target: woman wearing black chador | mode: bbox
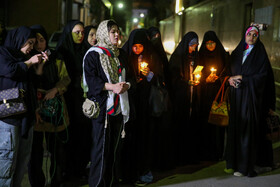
[198,31,229,161]
[56,20,91,178]
[122,29,165,184]
[225,26,275,177]
[168,31,200,166]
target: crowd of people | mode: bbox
[0,18,277,187]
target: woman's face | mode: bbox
[206,40,216,51]
[87,28,97,46]
[34,33,46,52]
[245,30,258,45]
[132,44,144,55]
[21,38,36,54]
[109,25,119,46]
[188,44,198,54]
[72,24,84,44]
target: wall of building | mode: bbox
[160,0,280,112]
[6,0,61,36]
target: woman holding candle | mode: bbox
[122,28,166,185]
[198,30,229,161]
[168,31,200,166]
[225,26,275,177]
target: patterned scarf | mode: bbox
[82,20,129,125]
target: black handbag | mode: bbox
[0,88,27,118]
[149,80,169,117]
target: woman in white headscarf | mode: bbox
[83,20,132,186]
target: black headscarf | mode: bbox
[122,28,150,57]
[122,28,161,77]
[56,20,84,50]
[30,24,49,49]
[56,20,86,88]
[4,26,35,50]
[83,25,97,49]
[30,24,59,90]
[168,31,199,82]
[147,27,169,82]
[198,31,227,79]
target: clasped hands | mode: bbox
[112,82,129,94]
[228,75,242,88]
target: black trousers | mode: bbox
[89,114,123,187]
[28,130,67,187]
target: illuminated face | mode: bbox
[21,38,36,54]
[87,28,97,46]
[34,33,46,52]
[206,40,216,51]
[188,44,198,54]
[72,24,84,44]
[109,25,119,46]
[132,44,144,55]
[245,30,258,45]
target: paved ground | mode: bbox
[22,132,280,187]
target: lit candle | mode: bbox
[140,62,148,69]
[195,74,201,83]
[210,67,217,75]
[139,62,148,73]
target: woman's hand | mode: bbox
[25,54,43,68]
[41,51,49,63]
[141,66,150,77]
[44,88,58,100]
[105,82,129,94]
[228,75,242,88]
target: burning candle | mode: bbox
[210,67,217,75]
[195,73,201,83]
[140,62,148,69]
[139,61,148,73]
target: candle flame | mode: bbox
[210,67,217,72]
[140,62,148,68]
[195,74,201,78]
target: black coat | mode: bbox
[0,26,37,137]
[225,27,276,174]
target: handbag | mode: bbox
[0,87,27,118]
[82,98,100,119]
[149,80,169,117]
[208,76,229,126]
[37,89,63,125]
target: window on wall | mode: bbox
[72,3,79,20]
[254,6,273,36]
